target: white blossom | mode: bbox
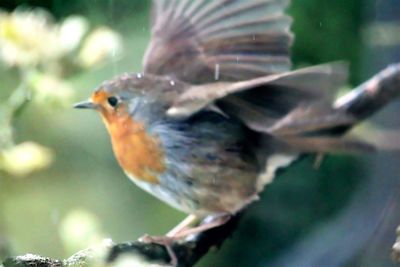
[0,142,53,177]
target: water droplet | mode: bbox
[215,64,220,80]
[121,74,128,80]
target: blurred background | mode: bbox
[0,0,399,266]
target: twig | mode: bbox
[0,72,31,149]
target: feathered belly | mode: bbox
[125,152,297,216]
[124,170,200,214]
[119,112,299,216]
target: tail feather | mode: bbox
[273,63,400,153]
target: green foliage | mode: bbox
[290,0,364,83]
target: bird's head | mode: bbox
[73,73,143,127]
[74,72,181,125]
[74,73,171,184]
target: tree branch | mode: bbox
[2,64,400,267]
[2,215,241,267]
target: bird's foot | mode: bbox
[138,214,231,266]
[139,234,178,266]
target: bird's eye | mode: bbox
[107,96,119,107]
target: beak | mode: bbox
[73,100,96,110]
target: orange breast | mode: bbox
[102,112,165,184]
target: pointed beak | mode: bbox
[73,100,96,110]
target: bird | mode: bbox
[74,0,400,262]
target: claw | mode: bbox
[139,234,178,266]
[138,213,231,266]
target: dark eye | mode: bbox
[107,96,119,107]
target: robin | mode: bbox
[74,0,400,263]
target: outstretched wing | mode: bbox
[143,1,375,154]
[144,0,293,83]
[167,63,349,124]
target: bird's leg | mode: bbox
[170,213,231,239]
[166,214,198,237]
[139,214,197,266]
[139,214,231,266]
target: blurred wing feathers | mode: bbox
[266,105,356,136]
[167,63,348,123]
[145,0,293,83]
[279,136,376,154]
[148,1,368,155]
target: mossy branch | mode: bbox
[2,216,241,267]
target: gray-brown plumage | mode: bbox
[144,0,293,82]
[142,0,396,155]
[75,0,400,252]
